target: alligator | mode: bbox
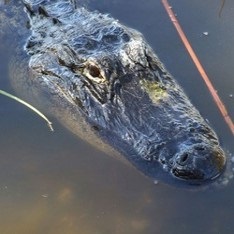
[0,0,226,185]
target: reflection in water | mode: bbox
[0,0,234,233]
[219,0,226,17]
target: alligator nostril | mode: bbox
[176,153,189,166]
[181,153,189,163]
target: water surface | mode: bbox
[0,0,234,233]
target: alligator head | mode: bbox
[23,1,226,185]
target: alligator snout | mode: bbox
[171,144,226,182]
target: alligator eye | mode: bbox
[83,63,106,83]
[88,65,100,78]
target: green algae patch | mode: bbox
[140,80,167,103]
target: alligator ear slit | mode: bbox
[38,6,49,17]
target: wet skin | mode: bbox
[3,0,226,185]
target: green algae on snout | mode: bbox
[140,80,167,103]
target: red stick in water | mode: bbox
[161,0,234,135]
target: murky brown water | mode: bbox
[0,0,234,233]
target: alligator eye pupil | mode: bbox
[89,65,100,77]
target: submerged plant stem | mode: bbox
[0,89,54,131]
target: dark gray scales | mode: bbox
[1,0,226,186]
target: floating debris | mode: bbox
[0,89,54,131]
[203,32,209,36]
[153,180,159,185]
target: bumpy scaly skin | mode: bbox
[4,0,226,185]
